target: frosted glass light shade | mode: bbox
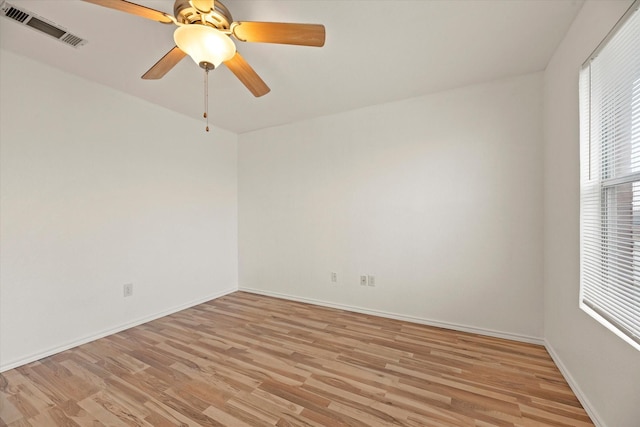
[174,25,236,68]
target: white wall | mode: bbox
[0,49,238,371]
[239,73,544,341]
[543,1,640,426]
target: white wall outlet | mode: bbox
[331,272,337,283]
[123,283,133,297]
[368,275,376,287]
[360,275,367,286]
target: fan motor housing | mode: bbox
[173,0,233,29]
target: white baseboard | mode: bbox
[239,287,544,345]
[544,340,605,427]
[0,287,237,372]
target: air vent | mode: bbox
[0,1,87,48]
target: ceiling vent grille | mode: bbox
[0,1,87,48]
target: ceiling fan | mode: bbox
[83,0,326,98]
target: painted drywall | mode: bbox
[0,49,238,371]
[238,73,544,341]
[543,1,640,426]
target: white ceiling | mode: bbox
[0,0,584,134]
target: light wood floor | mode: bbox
[1,291,593,426]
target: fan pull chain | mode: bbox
[204,68,210,132]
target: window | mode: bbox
[580,0,640,350]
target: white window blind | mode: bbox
[580,0,640,350]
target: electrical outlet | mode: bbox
[331,272,337,283]
[368,275,375,287]
[123,283,133,297]
[360,275,367,286]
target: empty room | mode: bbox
[1,0,639,426]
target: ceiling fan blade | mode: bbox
[142,47,187,80]
[232,22,325,47]
[224,52,270,97]
[82,0,173,23]
[191,0,214,13]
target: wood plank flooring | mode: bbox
[0,291,593,426]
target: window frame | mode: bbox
[579,0,640,352]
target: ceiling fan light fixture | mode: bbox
[173,24,236,69]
